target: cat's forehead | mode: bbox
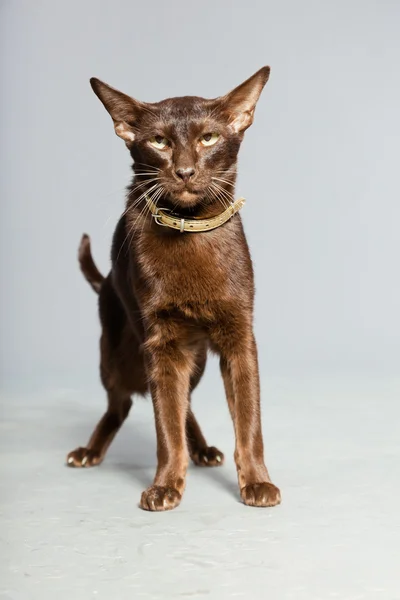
[148,95,217,124]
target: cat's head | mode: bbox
[90,67,270,208]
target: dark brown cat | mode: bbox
[67,67,281,511]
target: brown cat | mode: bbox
[67,67,281,512]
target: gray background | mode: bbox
[1,2,400,599]
[1,0,399,390]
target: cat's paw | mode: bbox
[241,482,281,507]
[140,485,182,511]
[191,446,224,467]
[66,447,102,468]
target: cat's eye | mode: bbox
[200,132,220,147]
[149,135,169,149]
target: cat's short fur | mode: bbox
[67,67,281,511]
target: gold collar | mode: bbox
[145,196,246,233]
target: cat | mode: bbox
[67,67,281,512]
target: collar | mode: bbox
[145,195,246,233]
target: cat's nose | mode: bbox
[176,167,195,183]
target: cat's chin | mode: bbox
[172,190,200,207]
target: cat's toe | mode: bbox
[241,482,281,507]
[140,486,182,511]
[66,447,102,468]
[191,446,224,467]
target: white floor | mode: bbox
[1,376,399,599]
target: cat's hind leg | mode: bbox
[186,342,224,467]
[66,388,133,468]
[67,275,147,468]
[186,408,224,467]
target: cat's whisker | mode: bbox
[212,176,236,188]
[217,166,237,170]
[128,182,160,209]
[125,191,156,217]
[116,183,161,260]
[134,162,162,172]
[133,172,162,176]
[115,191,148,227]
[210,182,232,209]
[211,180,234,201]
[204,187,217,209]
[214,188,232,211]
[141,185,165,235]
[100,183,151,232]
[213,173,237,185]
[129,177,161,195]
[131,176,160,188]
[213,171,237,179]
[134,168,161,174]
[207,185,230,212]
[119,202,148,260]
[135,193,156,236]
[153,185,165,209]
[131,182,164,232]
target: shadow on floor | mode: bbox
[58,398,239,500]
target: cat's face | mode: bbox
[91,67,270,208]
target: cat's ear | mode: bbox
[90,78,145,145]
[220,66,270,133]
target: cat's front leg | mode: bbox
[139,324,194,511]
[219,331,281,507]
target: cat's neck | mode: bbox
[127,187,237,221]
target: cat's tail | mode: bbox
[78,234,104,294]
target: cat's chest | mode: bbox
[135,231,234,303]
